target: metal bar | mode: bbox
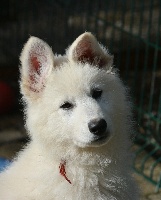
[156,174,161,192]
[140,147,160,172]
[134,168,159,186]
[133,142,150,167]
[135,106,161,124]
[100,19,161,51]
[116,1,126,69]
[156,89,161,140]
[124,0,135,81]
[132,0,144,99]
[138,0,153,123]
[150,157,161,179]
[109,0,118,52]
[148,1,161,114]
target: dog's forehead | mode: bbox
[47,63,108,95]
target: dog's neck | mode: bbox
[34,137,121,169]
[57,145,115,186]
[28,140,131,199]
[57,154,127,199]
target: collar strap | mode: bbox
[59,160,72,184]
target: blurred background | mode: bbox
[0,0,161,199]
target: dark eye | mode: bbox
[91,89,102,99]
[60,102,74,110]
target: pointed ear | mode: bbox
[20,36,54,100]
[67,32,113,69]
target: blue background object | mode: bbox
[0,157,10,172]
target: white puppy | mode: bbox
[0,32,139,200]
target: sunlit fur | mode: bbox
[0,33,139,200]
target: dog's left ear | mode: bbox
[67,32,113,69]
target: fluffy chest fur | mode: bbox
[0,142,136,200]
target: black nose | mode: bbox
[88,119,107,136]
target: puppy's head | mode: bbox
[20,33,126,149]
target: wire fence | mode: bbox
[0,0,161,190]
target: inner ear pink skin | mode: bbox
[28,54,47,93]
[75,40,106,68]
[31,56,41,74]
[29,55,41,86]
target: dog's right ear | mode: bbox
[20,37,54,101]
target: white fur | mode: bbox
[0,33,139,200]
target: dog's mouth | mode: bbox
[92,135,108,143]
[87,133,111,147]
[74,131,111,148]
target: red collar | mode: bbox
[59,160,72,184]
